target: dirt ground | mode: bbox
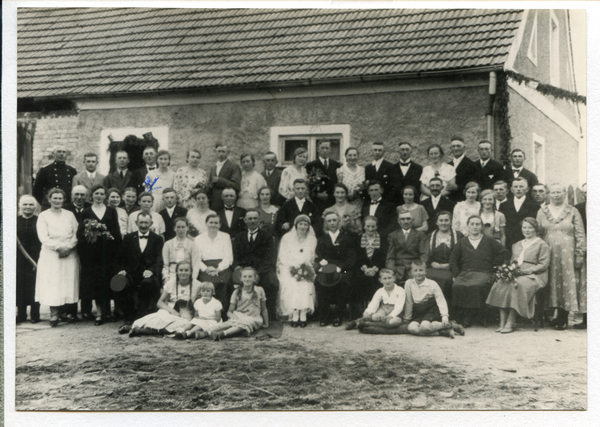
[14,309,586,411]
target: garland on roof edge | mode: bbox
[496,71,513,168]
[505,69,586,105]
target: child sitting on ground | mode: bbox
[345,268,405,330]
[210,267,269,341]
[404,261,463,338]
[175,282,222,339]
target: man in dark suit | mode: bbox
[132,146,159,194]
[499,177,540,249]
[158,187,188,241]
[232,209,277,319]
[421,178,455,231]
[493,180,510,211]
[72,153,106,203]
[474,140,505,190]
[306,140,341,212]
[275,178,322,237]
[504,148,539,191]
[103,150,135,194]
[64,185,91,223]
[575,183,586,233]
[33,144,78,209]
[315,211,357,327]
[361,181,397,238]
[208,143,242,210]
[115,212,164,323]
[389,142,423,204]
[448,136,480,202]
[531,183,548,207]
[217,187,246,238]
[385,211,428,285]
[365,141,395,200]
[261,151,286,206]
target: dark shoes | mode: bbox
[290,321,299,328]
[345,320,358,330]
[332,318,342,327]
[300,321,307,328]
[118,324,132,334]
[60,314,80,323]
[555,323,568,331]
[30,318,41,324]
[319,320,329,327]
[81,313,95,321]
[573,322,587,330]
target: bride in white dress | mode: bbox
[277,215,317,327]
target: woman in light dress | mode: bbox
[420,143,457,200]
[536,184,586,330]
[277,215,318,326]
[452,181,481,236]
[279,147,308,200]
[127,192,166,237]
[325,183,362,235]
[106,188,129,237]
[396,185,429,233]
[145,150,176,212]
[173,148,209,206]
[186,188,216,237]
[479,189,506,246]
[34,188,81,327]
[256,186,279,237]
[238,153,267,209]
[162,217,200,285]
[336,147,365,208]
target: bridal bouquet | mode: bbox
[494,261,518,288]
[82,219,114,244]
[289,263,316,282]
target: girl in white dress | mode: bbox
[336,147,365,209]
[277,215,318,326]
[35,188,80,327]
[420,144,457,200]
[238,153,267,209]
[452,182,481,235]
[279,147,308,200]
[178,282,223,339]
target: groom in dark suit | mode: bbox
[385,211,428,285]
[275,179,322,237]
[232,210,277,319]
[116,212,164,322]
[208,143,242,210]
[306,140,341,212]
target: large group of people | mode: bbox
[17,137,586,340]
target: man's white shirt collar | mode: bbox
[453,154,465,167]
[372,158,383,169]
[480,159,489,167]
[329,230,340,242]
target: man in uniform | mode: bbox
[33,145,77,210]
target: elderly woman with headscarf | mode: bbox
[17,195,42,323]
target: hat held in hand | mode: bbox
[110,274,128,292]
[317,263,342,287]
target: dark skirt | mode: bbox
[17,254,37,306]
[198,259,232,319]
[411,298,442,323]
[452,271,494,309]
[426,267,453,301]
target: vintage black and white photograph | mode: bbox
[5,2,591,417]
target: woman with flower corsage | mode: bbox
[77,184,122,325]
[276,215,317,327]
[486,218,550,333]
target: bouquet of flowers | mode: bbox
[82,219,115,244]
[355,180,371,202]
[187,223,200,238]
[289,263,316,282]
[494,261,519,288]
[307,167,330,198]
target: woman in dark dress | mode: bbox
[17,195,42,323]
[450,215,510,327]
[426,211,463,315]
[77,185,122,325]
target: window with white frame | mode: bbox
[532,133,546,183]
[527,12,538,65]
[549,11,560,86]
[270,125,351,166]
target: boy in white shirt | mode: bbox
[345,268,405,330]
[404,260,464,338]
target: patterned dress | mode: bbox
[279,165,307,200]
[238,170,267,209]
[336,164,365,208]
[536,204,586,312]
[452,201,481,236]
[173,166,209,205]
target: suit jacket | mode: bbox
[448,156,479,202]
[315,232,357,274]
[473,159,505,190]
[361,199,397,238]
[208,159,242,210]
[72,171,106,203]
[499,195,540,249]
[261,168,286,206]
[118,231,164,280]
[63,202,92,223]
[217,206,247,238]
[103,169,134,194]
[421,196,456,231]
[385,228,428,280]
[365,160,395,200]
[575,202,586,233]
[504,167,539,191]
[389,161,423,204]
[159,206,188,242]
[232,228,276,275]
[275,198,322,237]
[356,235,388,271]
[306,158,341,212]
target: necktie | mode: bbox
[371,201,380,205]
[139,235,148,239]
[224,206,235,211]
[120,171,124,180]
[324,160,328,169]
[400,162,410,167]
[513,169,520,177]
[266,170,271,178]
[249,231,257,242]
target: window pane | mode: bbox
[283,139,308,163]
[315,138,340,162]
